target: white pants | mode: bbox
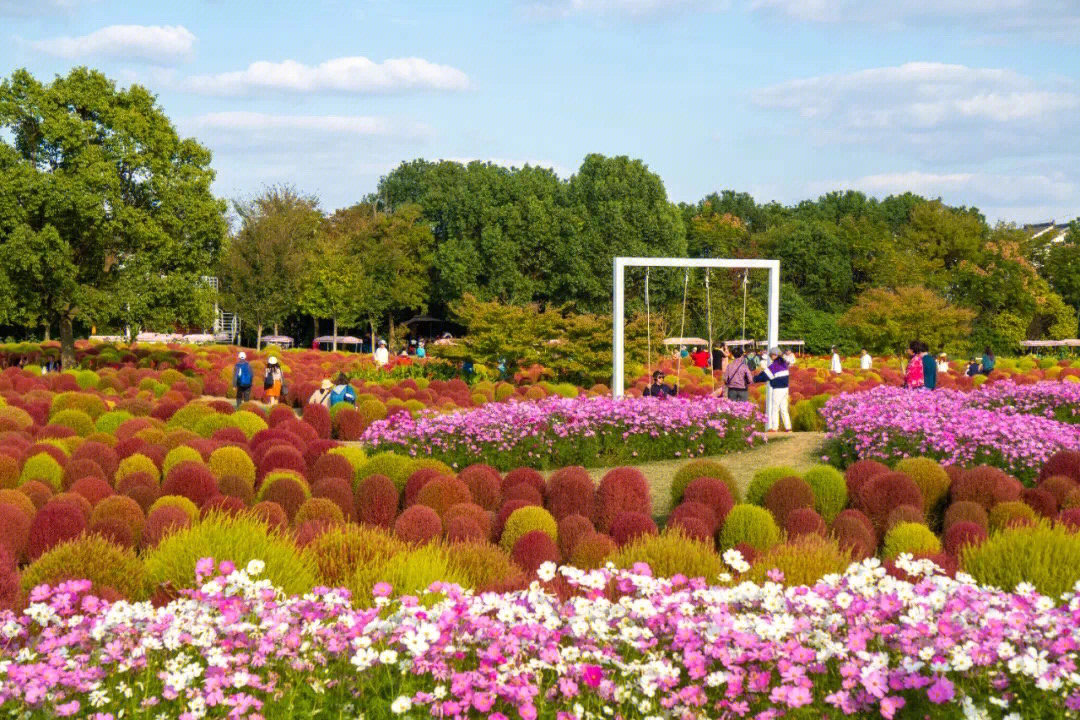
[767,387,791,431]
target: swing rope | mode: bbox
[644,268,652,383]
[741,269,749,343]
[705,269,714,372]
[675,268,689,387]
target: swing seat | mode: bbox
[663,337,708,346]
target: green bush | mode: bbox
[894,457,950,511]
[19,453,64,491]
[144,512,316,597]
[501,506,558,552]
[166,403,215,432]
[349,544,468,606]
[49,409,95,437]
[194,413,232,439]
[302,525,406,589]
[95,410,134,435]
[961,521,1080,598]
[670,459,738,506]
[208,446,256,489]
[116,453,160,484]
[22,535,146,600]
[608,529,722,580]
[800,465,847,523]
[230,411,268,439]
[718,504,781,552]
[988,501,1037,532]
[163,446,204,476]
[881,522,941,560]
[791,400,825,432]
[745,466,800,507]
[51,392,107,420]
[357,452,417,492]
[443,541,523,589]
[747,535,851,586]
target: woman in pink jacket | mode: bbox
[904,341,924,389]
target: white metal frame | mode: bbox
[612,257,780,397]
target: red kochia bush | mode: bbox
[268,405,296,428]
[279,419,318,446]
[70,476,115,506]
[303,439,339,467]
[414,476,472,519]
[1039,475,1078,505]
[444,503,492,542]
[830,511,876,560]
[943,521,988,557]
[0,503,32,561]
[951,466,1022,509]
[785,508,826,538]
[0,545,20,611]
[844,459,891,509]
[311,476,356,522]
[502,482,544,508]
[124,484,161,514]
[89,518,135,549]
[609,511,658,547]
[557,514,595,558]
[861,472,924,526]
[161,462,220,508]
[89,496,145,543]
[27,502,87,560]
[259,476,309,522]
[682,477,735,526]
[62,459,107,490]
[310,453,354,484]
[596,467,651,532]
[332,408,366,441]
[503,467,545,498]
[394,505,442,545]
[404,468,444,506]
[301,403,332,439]
[763,476,815,527]
[250,501,288,531]
[511,530,561,575]
[1039,449,1080,483]
[1022,487,1058,518]
[943,500,990,531]
[142,505,191,549]
[355,474,399,529]
[257,445,307,482]
[211,427,248,445]
[545,466,596,522]
[458,464,502,512]
[445,515,485,542]
[218,475,255,504]
[1060,508,1080,530]
[201,495,247,518]
[668,500,718,533]
[18,480,53,510]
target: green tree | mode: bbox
[762,220,854,311]
[297,232,366,352]
[901,200,986,284]
[0,68,226,365]
[220,186,321,349]
[1041,221,1080,335]
[839,286,975,354]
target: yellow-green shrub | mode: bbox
[144,512,316,597]
[500,506,558,551]
[961,521,1080,598]
[95,410,133,435]
[671,459,738,505]
[50,392,106,420]
[208,447,256,489]
[747,535,851,586]
[302,524,406,588]
[444,541,523,589]
[746,466,800,507]
[718,504,780,552]
[148,495,199,523]
[163,446,204,476]
[116,453,160,485]
[328,446,367,473]
[894,457,950,510]
[989,501,1037,532]
[230,411,268,439]
[49,409,95,437]
[357,452,416,491]
[608,529,722,580]
[882,522,941,559]
[22,535,146,600]
[801,465,848,523]
[349,544,467,606]
[19,453,64,492]
[194,413,232,438]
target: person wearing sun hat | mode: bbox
[263,355,284,406]
[233,351,252,409]
[308,378,333,407]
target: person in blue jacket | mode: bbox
[233,351,252,409]
[753,347,791,431]
[920,342,937,390]
[329,373,357,407]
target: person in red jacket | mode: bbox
[691,346,710,369]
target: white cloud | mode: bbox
[0,0,93,16]
[525,0,727,19]
[184,56,469,96]
[28,25,196,65]
[187,112,432,146]
[440,156,574,177]
[749,0,1080,36]
[752,62,1080,162]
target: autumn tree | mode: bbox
[839,286,975,354]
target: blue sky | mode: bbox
[3,0,1079,223]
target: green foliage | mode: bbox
[349,544,467,606]
[800,465,848,523]
[881,522,942,560]
[671,459,738,505]
[18,453,64,491]
[988,501,1037,532]
[302,525,406,589]
[961,521,1080,598]
[208,446,256,489]
[745,466,800,507]
[230,411,268,439]
[501,506,558,552]
[840,286,976,355]
[718,504,781,552]
[144,513,316,597]
[48,409,94,437]
[608,529,722,580]
[22,535,146,600]
[95,410,134,435]
[116,454,160,484]
[357,452,416,491]
[163,446,204,476]
[894,457,950,511]
[747,535,851,586]
[791,399,825,432]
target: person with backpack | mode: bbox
[263,356,284,406]
[308,379,333,407]
[233,352,253,409]
[329,373,356,407]
[721,346,754,402]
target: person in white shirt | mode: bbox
[782,348,797,367]
[830,346,843,374]
[937,353,950,373]
[374,339,390,366]
[859,348,872,370]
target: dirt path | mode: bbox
[541,431,827,519]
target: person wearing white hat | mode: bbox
[308,378,332,407]
[374,339,389,367]
[233,351,252,409]
[263,355,284,406]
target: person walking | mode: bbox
[263,356,284,406]
[904,341,924,389]
[830,346,843,374]
[753,347,791,432]
[981,346,996,375]
[308,379,333,407]
[921,343,938,390]
[233,351,253,409]
[859,348,872,370]
[722,346,754,402]
[374,339,390,367]
[329,373,357,407]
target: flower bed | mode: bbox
[2,556,1079,719]
[821,383,1080,482]
[361,395,767,470]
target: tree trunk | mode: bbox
[388,314,395,353]
[43,325,51,342]
[332,317,338,352]
[369,319,376,357]
[256,323,263,351]
[312,316,318,342]
[59,316,75,370]
[273,323,279,336]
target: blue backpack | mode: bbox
[329,385,356,406]
[234,361,253,388]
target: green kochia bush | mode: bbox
[801,465,847,523]
[962,521,1080,598]
[881,522,941,560]
[745,466,800,507]
[670,459,738,505]
[718,504,780,552]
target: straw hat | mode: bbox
[320,379,332,390]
